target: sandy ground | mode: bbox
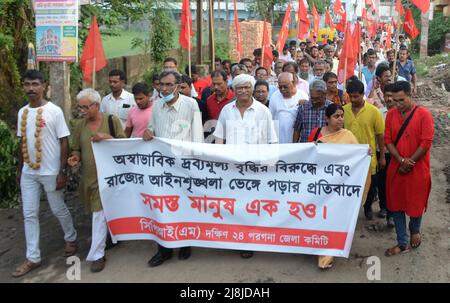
[1,72,449,283]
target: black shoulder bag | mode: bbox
[312,127,322,142]
[108,115,116,138]
[394,106,419,146]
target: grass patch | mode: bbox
[102,31,147,58]
[102,29,230,60]
[414,53,450,77]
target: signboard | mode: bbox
[34,0,79,62]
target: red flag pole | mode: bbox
[261,19,265,68]
[343,23,348,92]
[187,2,192,78]
[392,1,401,82]
[92,17,96,90]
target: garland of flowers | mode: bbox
[20,108,43,170]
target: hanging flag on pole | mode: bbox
[233,0,243,62]
[276,2,292,54]
[179,0,194,50]
[325,11,334,30]
[385,24,393,49]
[411,0,430,14]
[179,0,193,77]
[262,19,273,70]
[312,4,320,39]
[334,0,346,17]
[403,8,420,40]
[395,0,405,17]
[79,16,107,86]
[337,22,356,85]
[334,0,346,33]
[297,0,310,40]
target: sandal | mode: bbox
[12,260,41,278]
[318,256,334,269]
[63,241,78,257]
[410,233,422,249]
[384,245,411,257]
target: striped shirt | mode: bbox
[397,59,416,82]
[293,99,333,143]
[148,94,203,143]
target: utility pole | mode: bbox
[209,0,215,70]
[225,0,229,21]
[420,9,430,58]
[197,0,203,64]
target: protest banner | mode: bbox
[34,0,79,62]
[92,138,370,258]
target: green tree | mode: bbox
[149,8,175,70]
[0,0,35,124]
[409,7,450,55]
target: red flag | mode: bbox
[335,13,346,32]
[80,16,107,84]
[385,25,392,49]
[334,0,346,17]
[233,0,243,61]
[337,22,356,84]
[179,0,194,50]
[276,3,292,53]
[395,0,405,16]
[312,4,320,38]
[262,19,273,70]
[297,0,310,40]
[411,0,430,14]
[325,11,334,30]
[403,8,419,40]
[352,21,361,59]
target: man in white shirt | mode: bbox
[214,74,278,145]
[13,70,77,278]
[270,72,309,143]
[100,69,136,129]
[279,44,294,62]
[214,74,277,259]
[143,71,203,267]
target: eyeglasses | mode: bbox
[77,103,96,110]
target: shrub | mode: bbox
[0,119,20,208]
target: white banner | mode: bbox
[92,138,371,258]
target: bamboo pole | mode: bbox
[187,7,192,78]
[391,7,401,82]
[209,0,215,71]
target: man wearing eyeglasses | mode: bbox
[143,70,203,267]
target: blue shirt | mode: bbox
[362,66,376,86]
[397,59,416,82]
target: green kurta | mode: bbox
[71,114,125,212]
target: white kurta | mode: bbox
[269,89,308,144]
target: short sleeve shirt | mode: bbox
[343,101,385,175]
[17,102,70,175]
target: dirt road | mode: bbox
[1,71,449,283]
